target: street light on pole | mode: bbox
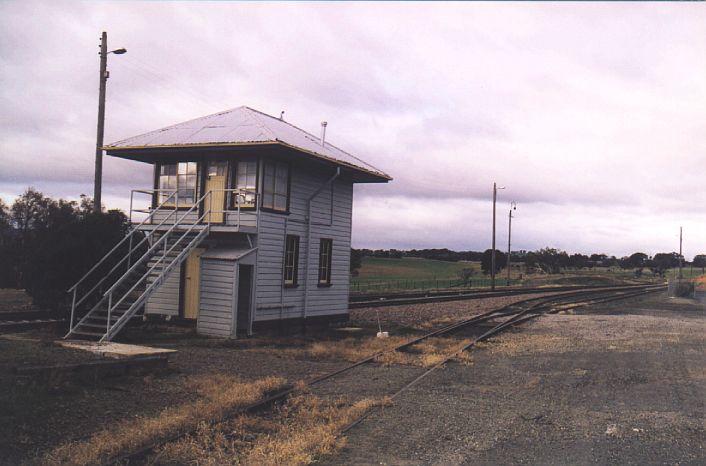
[507,202,516,286]
[491,182,505,291]
[93,31,126,214]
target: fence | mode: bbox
[350,278,522,293]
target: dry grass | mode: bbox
[38,375,287,466]
[259,336,409,363]
[259,334,474,368]
[375,337,473,367]
[153,392,390,466]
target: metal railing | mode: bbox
[66,191,214,340]
[66,190,184,332]
[66,187,260,339]
[129,188,259,227]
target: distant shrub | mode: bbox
[672,280,695,297]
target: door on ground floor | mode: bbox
[236,264,253,334]
[182,247,206,319]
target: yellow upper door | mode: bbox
[205,161,227,224]
[183,248,205,319]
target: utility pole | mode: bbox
[93,32,126,214]
[491,183,504,291]
[507,202,516,286]
[678,226,683,280]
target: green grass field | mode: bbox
[350,257,509,292]
[350,257,705,293]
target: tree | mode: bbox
[0,198,10,245]
[350,248,364,276]
[23,209,132,311]
[650,252,679,277]
[567,253,589,269]
[526,248,568,274]
[480,249,507,275]
[693,254,706,273]
[627,252,648,268]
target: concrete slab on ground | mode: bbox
[57,340,177,358]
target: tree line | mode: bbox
[0,188,133,311]
[352,247,706,277]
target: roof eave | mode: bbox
[105,141,392,183]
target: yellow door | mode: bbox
[205,162,227,223]
[183,248,205,319]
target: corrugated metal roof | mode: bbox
[106,106,390,181]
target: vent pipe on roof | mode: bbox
[320,121,328,146]
[280,111,285,121]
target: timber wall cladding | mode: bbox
[255,165,353,322]
[145,232,180,316]
[197,259,236,337]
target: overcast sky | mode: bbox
[1,1,704,258]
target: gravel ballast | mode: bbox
[326,292,705,465]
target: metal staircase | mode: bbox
[65,191,213,342]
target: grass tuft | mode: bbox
[38,375,287,466]
[155,392,390,466]
[375,337,473,367]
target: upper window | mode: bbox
[159,162,198,205]
[262,161,289,212]
[234,160,257,208]
[318,238,333,286]
[284,235,300,286]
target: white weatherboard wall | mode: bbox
[255,164,353,322]
[144,256,180,317]
[197,259,236,337]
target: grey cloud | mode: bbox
[1,1,704,256]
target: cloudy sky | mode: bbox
[1,1,704,258]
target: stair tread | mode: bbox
[70,330,105,337]
[78,323,111,329]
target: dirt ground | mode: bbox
[0,292,522,465]
[326,291,705,465]
[1,290,702,465]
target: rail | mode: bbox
[129,188,259,226]
[67,191,183,332]
[102,192,213,341]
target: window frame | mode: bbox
[230,159,259,210]
[317,238,333,287]
[155,161,200,208]
[260,159,291,214]
[283,234,300,287]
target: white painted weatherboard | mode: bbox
[254,164,353,322]
[197,259,236,337]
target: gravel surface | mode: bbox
[349,293,560,331]
[0,332,348,465]
[326,292,705,465]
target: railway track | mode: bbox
[349,282,661,308]
[105,283,665,465]
[0,310,64,333]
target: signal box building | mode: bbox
[65,107,390,341]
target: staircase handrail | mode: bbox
[67,190,188,333]
[103,194,213,340]
[65,192,211,339]
[67,190,178,295]
[103,191,211,298]
[104,223,210,341]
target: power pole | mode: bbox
[491,182,497,291]
[507,202,516,286]
[93,33,126,213]
[678,226,683,280]
[94,32,108,214]
[491,183,504,290]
